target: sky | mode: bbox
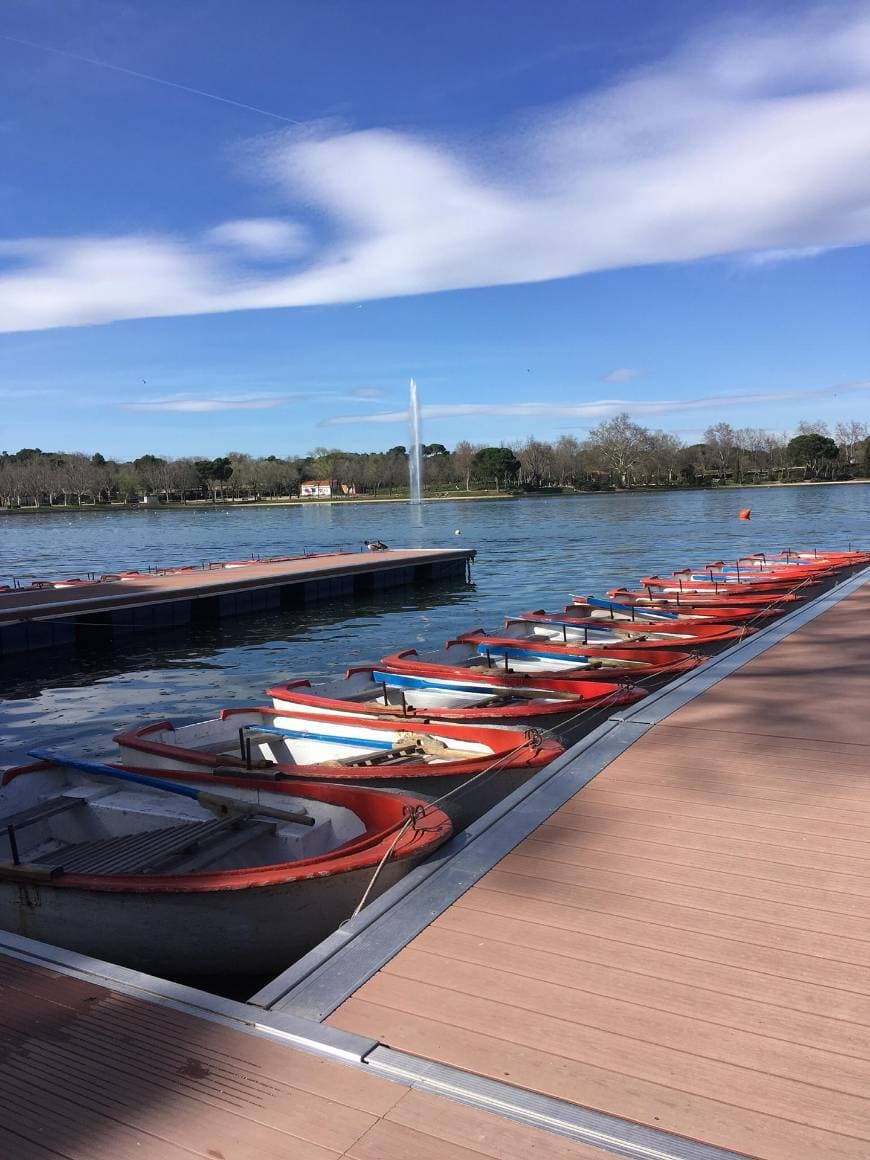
[1,0,869,459]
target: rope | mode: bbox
[345,813,418,922]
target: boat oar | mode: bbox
[28,749,316,827]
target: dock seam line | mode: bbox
[367,1046,751,1160]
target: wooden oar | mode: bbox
[28,750,316,827]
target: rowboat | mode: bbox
[570,595,782,625]
[504,610,749,647]
[0,753,451,978]
[383,639,703,684]
[684,566,833,585]
[454,628,708,671]
[638,573,823,595]
[604,586,803,611]
[266,665,646,732]
[113,708,563,831]
[737,550,870,569]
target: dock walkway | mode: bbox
[0,950,611,1160]
[267,566,870,1159]
[0,566,867,1158]
[0,548,474,655]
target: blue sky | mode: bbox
[1,0,868,458]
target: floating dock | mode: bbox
[0,564,867,1159]
[0,548,475,656]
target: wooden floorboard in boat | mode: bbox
[328,578,870,1160]
[0,955,610,1159]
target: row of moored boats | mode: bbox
[2,547,866,977]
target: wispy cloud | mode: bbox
[600,368,642,383]
[349,386,386,399]
[3,9,870,331]
[0,386,58,399]
[121,394,293,413]
[741,246,832,267]
[206,218,309,259]
[320,380,870,426]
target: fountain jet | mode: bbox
[408,378,423,505]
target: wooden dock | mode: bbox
[0,548,475,656]
[0,564,867,1159]
[0,950,611,1160]
[263,565,870,1159]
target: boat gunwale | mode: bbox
[111,708,564,783]
[265,667,645,724]
[0,761,452,893]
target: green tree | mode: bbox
[194,457,234,501]
[470,446,520,489]
[786,433,839,477]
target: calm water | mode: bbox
[1,486,867,766]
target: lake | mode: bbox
[1,485,867,765]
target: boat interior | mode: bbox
[133,712,493,770]
[0,774,365,876]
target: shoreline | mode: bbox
[1,477,867,516]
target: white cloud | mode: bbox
[3,9,870,331]
[600,368,642,383]
[0,386,58,398]
[741,246,831,266]
[349,386,386,399]
[207,218,308,258]
[121,394,292,413]
[320,380,870,425]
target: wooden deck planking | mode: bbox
[328,579,870,1160]
[349,1089,609,1160]
[0,548,472,623]
[0,955,613,1159]
[656,583,870,745]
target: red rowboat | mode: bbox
[266,665,645,731]
[505,610,750,647]
[0,755,451,978]
[383,639,703,685]
[113,708,563,831]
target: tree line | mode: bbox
[1,416,867,508]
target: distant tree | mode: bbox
[787,433,839,477]
[703,422,738,480]
[835,421,869,472]
[451,440,479,490]
[422,443,448,458]
[194,457,234,501]
[796,419,831,437]
[551,435,583,486]
[133,454,167,495]
[516,438,555,487]
[470,446,520,489]
[585,413,649,486]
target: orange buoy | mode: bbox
[739,508,751,521]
